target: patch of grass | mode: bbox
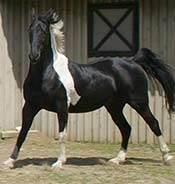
[1,134,175,184]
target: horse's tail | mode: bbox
[133,48,175,113]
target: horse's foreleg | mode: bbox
[3,103,39,168]
[52,111,68,169]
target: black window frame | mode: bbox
[88,1,139,57]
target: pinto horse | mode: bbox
[4,9,175,169]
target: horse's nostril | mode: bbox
[29,52,40,61]
[34,53,40,61]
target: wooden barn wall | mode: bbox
[0,0,175,143]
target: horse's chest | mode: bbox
[41,60,80,107]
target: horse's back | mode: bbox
[91,57,149,103]
[68,57,149,113]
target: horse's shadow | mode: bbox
[13,156,161,168]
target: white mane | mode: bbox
[50,20,65,54]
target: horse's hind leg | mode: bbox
[130,102,173,165]
[105,102,131,164]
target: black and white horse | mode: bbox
[4,9,174,169]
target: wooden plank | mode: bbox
[68,114,77,142]
[13,1,22,129]
[92,110,100,142]
[80,0,88,63]
[170,113,175,143]
[107,111,115,143]
[4,0,16,130]
[0,1,6,132]
[141,0,151,48]
[51,113,57,138]
[130,108,139,144]
[40,110,49,137]
[137,104,147,144]
[114,123,121,144]
[150,0,159,52]
[73,0,81,62]
[47,112,56,138]
[77,113,85,142]
[32,111,40,132]
[99,108,107,143]
[159,0,168,57]
[84,112,93,142]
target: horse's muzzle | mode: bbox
[29,52,40,64]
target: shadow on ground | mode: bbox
[13,156,161,168]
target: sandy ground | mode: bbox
[0,133,175,184]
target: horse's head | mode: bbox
[29,9,59,64]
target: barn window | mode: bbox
[88,2,139,57]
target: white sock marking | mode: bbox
[109,148,126,164]
[158,135,173,164]
[3,158,15,168]
[158,135,169,153]
[52,129,67,169]
[117,149,126,161]
[58,130,67,162]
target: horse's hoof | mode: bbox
[51,160,64,170]
[108,157,125,165]
[163,154,173,166]
[3,158,15,169]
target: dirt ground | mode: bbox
[0,133,175,184]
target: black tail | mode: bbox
[133,48,175,113]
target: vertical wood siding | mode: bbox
[0,0,175,143]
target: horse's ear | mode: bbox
[31,7,36,20]
[45,9,59,24]
[45,8,55,17]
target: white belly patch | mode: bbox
[53,53,81,106]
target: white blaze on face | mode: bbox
[50,23,80,106]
